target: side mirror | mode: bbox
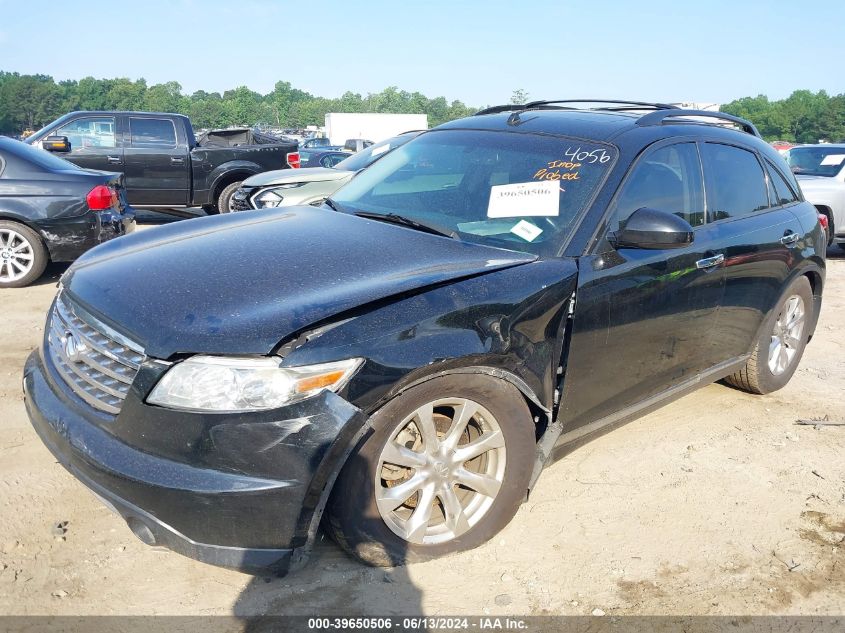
[609,207,694,250]
[43,136,71,153]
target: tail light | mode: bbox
[87,185,118,210]
[818,213,829,231]
[286,152,301,169]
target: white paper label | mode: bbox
[510,220,543,242]
[487,181,560,218]
[370,144,390,157]
[820,154,845,166]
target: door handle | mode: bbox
[695,254,724,270]
[107,155,122,164]
[170,157,185,164]
[780,231,800,246]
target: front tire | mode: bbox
[724,276,813,394]
[216,181,243,214]
[326,374,535,567]
[0,221,48,288]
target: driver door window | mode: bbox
[608,142,705,232]
[56,117,116,150]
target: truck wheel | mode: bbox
[325,374,535,567]
[724,276,812,395]
[0,221,48,288]
[216,181,243,214]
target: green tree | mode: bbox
[510,89,529,105]
[144,81,183,113]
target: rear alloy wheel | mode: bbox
[767,295,805,376]
[326,374,534,567]
[0,222,47,288]
[725,276,812,394]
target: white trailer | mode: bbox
[324,113,428,146]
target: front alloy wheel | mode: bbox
[375,398,506,545]
[326,374,535,567]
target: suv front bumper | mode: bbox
[23,347,368,575]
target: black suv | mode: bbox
[24,101,825,575]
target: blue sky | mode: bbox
[0,0,842,106]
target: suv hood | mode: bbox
[243,167,351,188]
[63,208,536,358]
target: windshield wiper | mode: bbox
[353,211,458,239]
[323,198,343,212]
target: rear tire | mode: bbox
[0,221,48,288]
[325,374,535,567]
[216,181,243,214]
[724,276,812,394]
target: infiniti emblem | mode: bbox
[62,332,86,363]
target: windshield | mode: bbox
[330,129,616,256]
[785,147,845,177]
[334,133,419,172]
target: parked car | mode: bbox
[343,138,374,152]
[301,150,353,168]
[230,132,421,211]
[785,144,845,249]
[24,101,825,576]
[0,136,134,287]
[299,136,333,150]
[25,112,300,214]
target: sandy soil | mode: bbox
[0,239,843,618]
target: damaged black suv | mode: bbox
[24,100,825,575]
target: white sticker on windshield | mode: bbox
[820,154,845,166]
[510,220,543,242]
[370,144,390,157]
[487,181,560,218]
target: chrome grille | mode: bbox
[46,293,145,415]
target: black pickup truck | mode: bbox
[26,112,300,213]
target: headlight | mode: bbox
[147,356,363,412]
[252,183,303,208]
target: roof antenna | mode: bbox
[507,111,522,126]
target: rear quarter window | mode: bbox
[765,160,800,207]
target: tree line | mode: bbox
[721,90,845,143]
[1,72,843,143]
[0,72,478,135]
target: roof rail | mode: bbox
[475,99,676,116]
[636,109,761,138]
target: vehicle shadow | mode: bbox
[826,244,844,260]
[233,452,423,626]
[134,207,206,224]
[29,261,69,288]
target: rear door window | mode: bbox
[700,143,769,221]
[129,118,178,149]
[609,142,706,230]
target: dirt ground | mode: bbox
[0,231,843,618]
